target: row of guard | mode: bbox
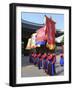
[29,53,64,76]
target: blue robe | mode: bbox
[38,60,42,69]
[44,60,48,70]
[48,59,56,76]
[60,57,64,66]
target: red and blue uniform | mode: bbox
[36,53,41,64]
[38,57,42,69]
[41,53,47,69]
[29,53,33,63]
[47,54,56,75]
[31,53,34,63]
[33,53,37,65]
[51,54,56,75]
[60,54,64,66]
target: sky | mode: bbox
[21,12,64,30]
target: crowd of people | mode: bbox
[29,53,64,76]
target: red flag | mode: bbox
[36,25,47,42]
[45,15,56,50]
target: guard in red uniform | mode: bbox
[45,54,50,73]
[41,53,47,69]
[31,53,34,63]
[47,54,56,75]
[36,53,41,65]
[29,52,33,63]
[33,53,37,65]
[44,54,50,73]
[38,56,43,69]
[60,54,64,66]
[52,54,56,75]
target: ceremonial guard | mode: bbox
[41,53,47,69]
[31,52,34,63]
[33,53,37,65]
[51,54,56,75]
[47,54,52,75]
[47,54,56,75]
[29,52,34,63]
[45,54,50,73]
[29,53,32,63]
[38,55,43,69]
[60,54,64,66]
[36,53,41,65]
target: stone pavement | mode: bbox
[21,55,64,77]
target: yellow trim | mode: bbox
[46,43,55,50]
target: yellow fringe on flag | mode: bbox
[46,43,55,50]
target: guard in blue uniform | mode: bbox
[45,54,50,73]
[43,59,48,72]
[51,54,56,75]
[60,54,64,66]
[33,53,37,65]
[35,53,41,65]
[41,53,47,70]
[47,54,56,76]
[38,55,43,69]
[29,52,34,63]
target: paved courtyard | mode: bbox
[21,55,64,77]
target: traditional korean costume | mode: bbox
[60,54,64,66]
[47,54,56,76]
[38,57,43,69]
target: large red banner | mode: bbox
[45,15,56,50]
